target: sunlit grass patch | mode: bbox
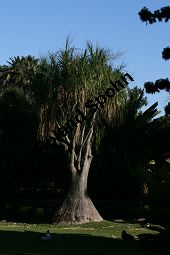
[0,220,166,255]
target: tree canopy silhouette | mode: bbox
[138,5,170,112]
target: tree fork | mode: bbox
[53,119,103,224]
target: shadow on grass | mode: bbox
[0,230,169,255]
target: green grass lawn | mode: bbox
[0,220,168,255]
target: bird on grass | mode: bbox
[121,230,135,241]
[40,230,52,241]
[144,223,165,232]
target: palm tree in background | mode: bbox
[0,55,38,93]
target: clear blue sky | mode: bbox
[0,0,169,116]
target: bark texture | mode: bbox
[53,167,103,224]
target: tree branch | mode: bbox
[77,120,86,170]
[69,124,79,170]
[79,112,96,152]
[80,112,96,170]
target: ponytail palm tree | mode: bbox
[49,42,134,224]
[0,40,134,224]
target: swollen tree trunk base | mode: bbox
[53,121,103,225]
[53,193,103,225]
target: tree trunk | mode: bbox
[53,112,103,224]
[53,160,103,225]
